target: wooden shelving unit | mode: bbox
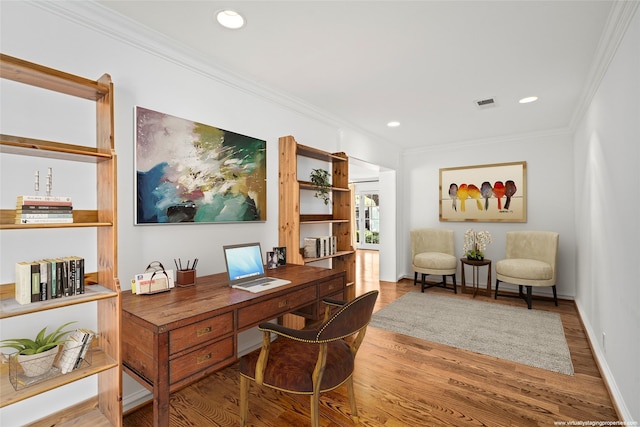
[0,54,121,425]
[278,135,356,301]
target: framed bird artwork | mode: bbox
[439,161,526,222]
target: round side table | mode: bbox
[460,258,492,298]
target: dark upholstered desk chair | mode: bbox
[411,228,458,293]
[495,231,559,309]
[238,290,379,427]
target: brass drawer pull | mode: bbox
[197,326,212,336]
[278,300,288,308]
[197,353,212,364]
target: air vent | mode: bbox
[475,97,498,109]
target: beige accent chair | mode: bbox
[494,231,559,309]
[411,228,457,293]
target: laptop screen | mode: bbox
[223,242,265,283]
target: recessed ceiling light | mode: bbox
[519,96,538,104]
[216,10,245,29]
[387,121,400,127]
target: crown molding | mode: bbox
[29,1,395,149]
[569,1,640,130]
[403,127,574,156]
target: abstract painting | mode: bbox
[135,106,266,224]
[439,161,526,222]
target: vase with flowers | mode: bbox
[463,228,492,261]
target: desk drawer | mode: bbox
[237,286,316,329]
[319,277,344,298]
[170,311,234,355]
[170,336,235,384]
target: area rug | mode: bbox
[369,292,574,375]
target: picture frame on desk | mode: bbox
[273,246,286,266]
[266,251,278,269]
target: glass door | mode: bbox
[355,191,380,250]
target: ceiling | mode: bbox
[95,1,616,152]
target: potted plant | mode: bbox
[1,321,75,377]
[310,168,331,205]
[463,229,492,261]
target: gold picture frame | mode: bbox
[439,161,526,222]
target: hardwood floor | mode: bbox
[124,250,618,426]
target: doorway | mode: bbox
[355,191,380,250]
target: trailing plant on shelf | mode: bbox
[463,228,492,260]
[310,168,331,205]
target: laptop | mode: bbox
[223,242,291,292]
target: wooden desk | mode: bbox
[460,258,492,297]
[121,264,346,427]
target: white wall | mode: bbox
[0,2,403,424]
[402,131,577,298]
[573,8,639,422]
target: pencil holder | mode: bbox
[176,269,196,287]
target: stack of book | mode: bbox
[15,195,73,224]
[57,328,95,374]
[14,256,85,305]
[303,236,337,259]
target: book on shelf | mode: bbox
[13,257,85,303]
[16,200,73,207]
[16,195,73,203]
[46,258,60,299]
[74,329,94,369]
[30,262,40,303]
[38,259,50,301]
[303,236,337,259]
[16,217,74,224]
[303,237,320,258]
[66,256,85,294]
[14,261,32,305]
[17,204,74,212]
[55,258,65,297]
[61,258,71,297]
[17,213,73,219]
[57,328,95,374]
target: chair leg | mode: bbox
[526,286,532,309]
[346,376,359,422]
[414,271,417,286]
[452,274,457,294]
[421,273,426,293]
[552,285,558,306]
[239,375,250,427]
[310,391,321,427]
[494,279,500,299]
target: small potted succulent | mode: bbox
[1,321,75,377]
[310,168,331,205]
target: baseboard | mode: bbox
[574,299,633,422]
[399,275,576,301]
[123,388,153,414]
